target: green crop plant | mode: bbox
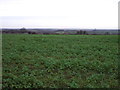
[2,34,119,88]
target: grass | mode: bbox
[2,34,119,88]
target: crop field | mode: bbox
[2,34,119,88]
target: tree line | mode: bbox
[2,28,114,35]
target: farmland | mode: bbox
[2,34,119,88]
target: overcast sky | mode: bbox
[0,0,119,29]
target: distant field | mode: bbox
[2,34,119,88]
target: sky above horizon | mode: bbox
[0,0,119,29]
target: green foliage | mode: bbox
[2,34,119,88]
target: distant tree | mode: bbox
[83,31,87,35]
[76,30,88,35]
[20,27,27,33]
[76,31,80,34]
[76,30,83,35]
[104,32,110,35]
[28,31,37,34]
[28,31,32,34]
